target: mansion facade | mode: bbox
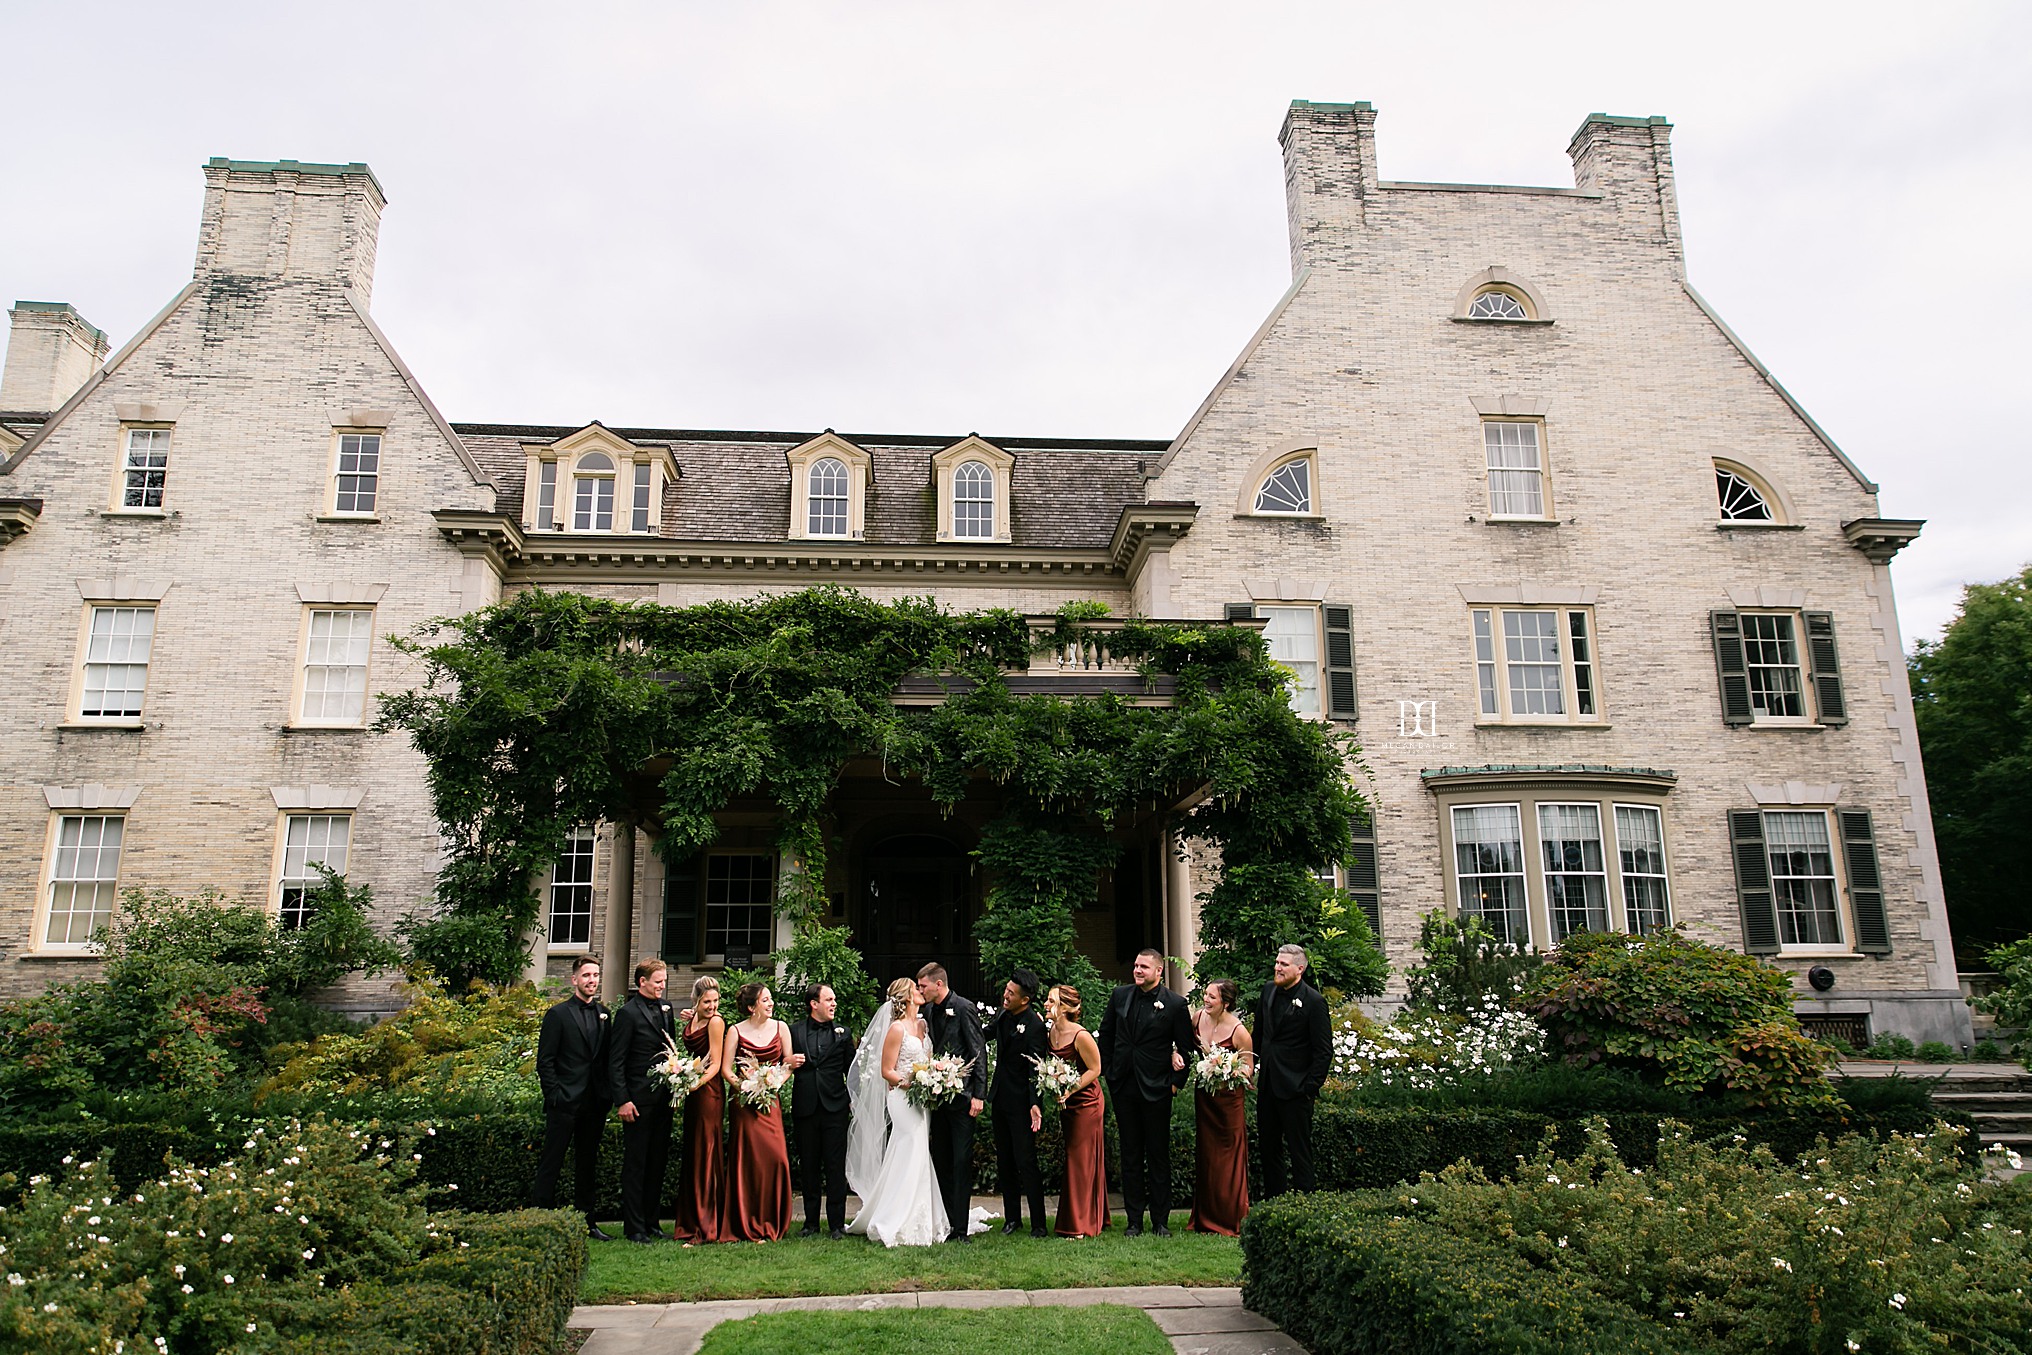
[0,103,1966,1043]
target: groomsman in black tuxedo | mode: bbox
[788,983,854,1239]
[983,968,1050,1238]
[607,957,679,1244]
[1098,947,1198,1236]
[534,955,615,1239]
[917,962,987,1241]
[1254,943,1332,1196]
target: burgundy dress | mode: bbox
[671,1019,728,1242]
[1189,1031,1249,1235]
[1053,1035,1109,1238]
[722,1027,793,1241]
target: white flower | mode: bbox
[43,1303,58,1313]
[1888,1293,1906,1310]
[181,1284,193,1295]
[223,1275,234,1285]
[221,1233,233,1243]
[1771,1258,1792,1272]
[5,1274,23,1287]
[1292,999,1303,1008]
[1848,1342,1860,1352]
[88,1216,100,1225]
[303,1249,316,1260]
[1153,1001,1164,1010]
[246,1324,257,1333]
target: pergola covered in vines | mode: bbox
[381,586,1376,1015]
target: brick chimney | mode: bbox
[1278,100,1380,274]
[193,158,387,305]
[0,301,109,412]
[1568,114,1682,266]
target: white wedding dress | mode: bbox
[847,1026,952,1248]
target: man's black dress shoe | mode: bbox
[626,1233,657,1245]
[1031,1226,1050,1239]
[948,1232,972,1244]
[829,1228,846,1241]
[587,1225,617,1242]
[1124,1221,1144,1238]
[1002,1220,1023,1236]
[800,1225,821,1238]
[1151,1223,1173,1237]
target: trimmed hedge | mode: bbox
[1242,1190,1693,1354]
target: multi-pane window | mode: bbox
[278,814,350,930]
[300,609,373,724]
[1539,803,1609,940]
[1716,466,1772,521]
[1614,806,1672,934]
[1452,804,1529,945]
[536,461,558,530]
[334,434,381,514]
[630,463,654,532]
[953,461,994,539]
[704,853,775,956]
[808,457,849,536]
[572,452,616,531]
[1467,290,1529,320]
[80,606,155,719]
[1254,458,1312,514]
[44,814,124,947]
[1472,607,1600,723]
[1262,606,1322,715]
[1483,421,1546,517]
[1765,810,1842,946]
[121,429,171,508]
[548,827,596,947]
[1741,613,1807,720]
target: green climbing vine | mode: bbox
[379,586,1375,1004]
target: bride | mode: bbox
[844,977,952,1247]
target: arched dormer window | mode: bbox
[1234,441,1324,519]
[953,461,994,539]
[523,424,678,535]
[571,451,616,531]
[1467,291,1528,321]
[932,436,1015,543]
[1713,459,1790,526]
[808,457,849,536]
[1254,457,1313,514]
[1452,267,1552,324]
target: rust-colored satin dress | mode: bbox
[671,1019,728,1242]
[722,1028,793,1241]
[1053,1035,1109,1238]
[1189,1031,1249,1235]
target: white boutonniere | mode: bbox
[598,1011,608,1020]
[660,1004,671,1012]
[834,1026,846,1035]
[1154,1000,1165,1010]
[945,1007,954,1018]
[1292,999,1304,1009]
[1015,1023,1026,1034]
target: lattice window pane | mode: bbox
[1468,291,1528,320]
[705,853,775,955]
[573,475,615,531]
[1539,803,1608,940]
[122,429,170,508]
[953,461,994,539]
[279,814,350,931]
[302,609,373,723]
[1503,610,1565,715]
[81,606,155,718]
[1615,805,1671,934]
[1765,810,1841,946]
[808,457,849,536]
[1716,467,1772,521]
[1263,606,1321,714]
[1453,804,1528,945]
[335,434,380,513]
[1254,459,1312,513]
[631,463,653,532]
[1473,610,1499,715]
[46,814,123,946]
[1485,422,1544,516]
[548,827,597,947]
[1742,613,1805,718]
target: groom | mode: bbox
[983,968,1049,1237]
[917,962,987,1242]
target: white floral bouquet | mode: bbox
[733,1055,792,1113]
[903,1053,974,1110]
[650,1037,714,1108]
[1028,1052,1084,1105]
[1192,1046,1252,1093]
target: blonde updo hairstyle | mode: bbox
[887,977,918,1021]
[1048,984,1083,1022]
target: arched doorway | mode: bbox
[857,833,978,998]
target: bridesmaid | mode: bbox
[671,975,728,1243]
[1046,984,1109,1238]
[721,981,794,1241]
[1188,977,1253,1235]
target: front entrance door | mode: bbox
[859,834,977,998]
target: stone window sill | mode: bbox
[1473,719,1613,730]
[1716,520,1804,532]
[315,514,382,525]
[57,720,145,732]
[281,723,369,734]
[1484,515,1558,525]
[1236,512,1328,523]
[1451,316,1556,327]
[1747,721,1827,733]
[18,950,102,961]
[100,508,168,519]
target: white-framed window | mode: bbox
[808,457,849,537]
[1765,810,1842,947]
[299,608,374,725]
[953,461,994,539]
[548,827,596,948]
[536,461,559,530]
[42,814,124,949]
[572,452,616,531]
[1741,612,1807,722]
[1262,606,1323,715]
[333,433,381,515]
[120,428,171,509]
[704,852,775,957]
[79,605,156,720]
[278,813,350,930]
[1452,804,1530,945]
[1483,420,1548,518]
[1253,457,1313,514]
[1471,606,1601,724]
[629,462,653,532]
[1467,290,1529,321]
[1538,802,1609,941]
[1715,465,1772,521]
[1711,608,1845,728]
[1614,805,1671,934]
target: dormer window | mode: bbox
[572,451,616,531]
[522,424,679,536]
[1253,456,1313,514]
[785,433,872,540]
[809,458,849,536]
[931,436,1015,543]
[953,461,994,538]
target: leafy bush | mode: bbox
[1833,1073,1939,1114]
[1978,936,2032,1064]
[771,920,880,1030]
[1973,1038,2004,1061]
[1193,862,1388,1001]
[257,978,548,1106]
[1915,1040,1958,1063]
[1520,927,1835,1108]
[1402,910,1541,1011]
[1867,1033,1920,1061]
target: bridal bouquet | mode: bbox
[650,1037,715,1108]
[1028,1052,1084,1104]
[1192,1046,1252,1093]
[903,1053,974,1110]
[734,1055,792,1113]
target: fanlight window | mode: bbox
[572,451,616,532]
[1254,458,1313,514]
[953,460,994,539]
[808,457,849,536]
[1716,466,1774,521]
[1467,290,1529,321]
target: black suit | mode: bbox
[533,994,612,1219]
[923,989,988,1238]
[1254,978,1331,1195]
[788,1015,853,1233]
[983,1003,1050,1230]
[1097,982,1198,1228]
[606,990,679,1240]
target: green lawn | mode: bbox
[582,1211,1240,1302]
[694,1305,1174,1355]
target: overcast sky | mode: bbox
[3,1,2024,647]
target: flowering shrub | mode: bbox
[1402,909,1540,1011]
[257,978,547,1108]
[1327,992,1547,1093]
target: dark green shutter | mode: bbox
[1323,603,1357,719]
[1224,602,1256,621]
[1804,611,1848,725]
[1344,809,1382,943]
[1711,610,1754,725]
[661,857,700,963]
[1729,809,1780,954]
[1839,809,1891,955]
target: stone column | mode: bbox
[601,820,636,1002]
[1162,827,1198,992]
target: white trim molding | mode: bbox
[75,577,172,603]
[1726,585,1809,610]
[1456,583,1600,606]
[270,785,366,811]
[1746,781,1844,806]
[295,581,390,605]
[42,785,142,810]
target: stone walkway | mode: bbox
[571,1285,1302,1355]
